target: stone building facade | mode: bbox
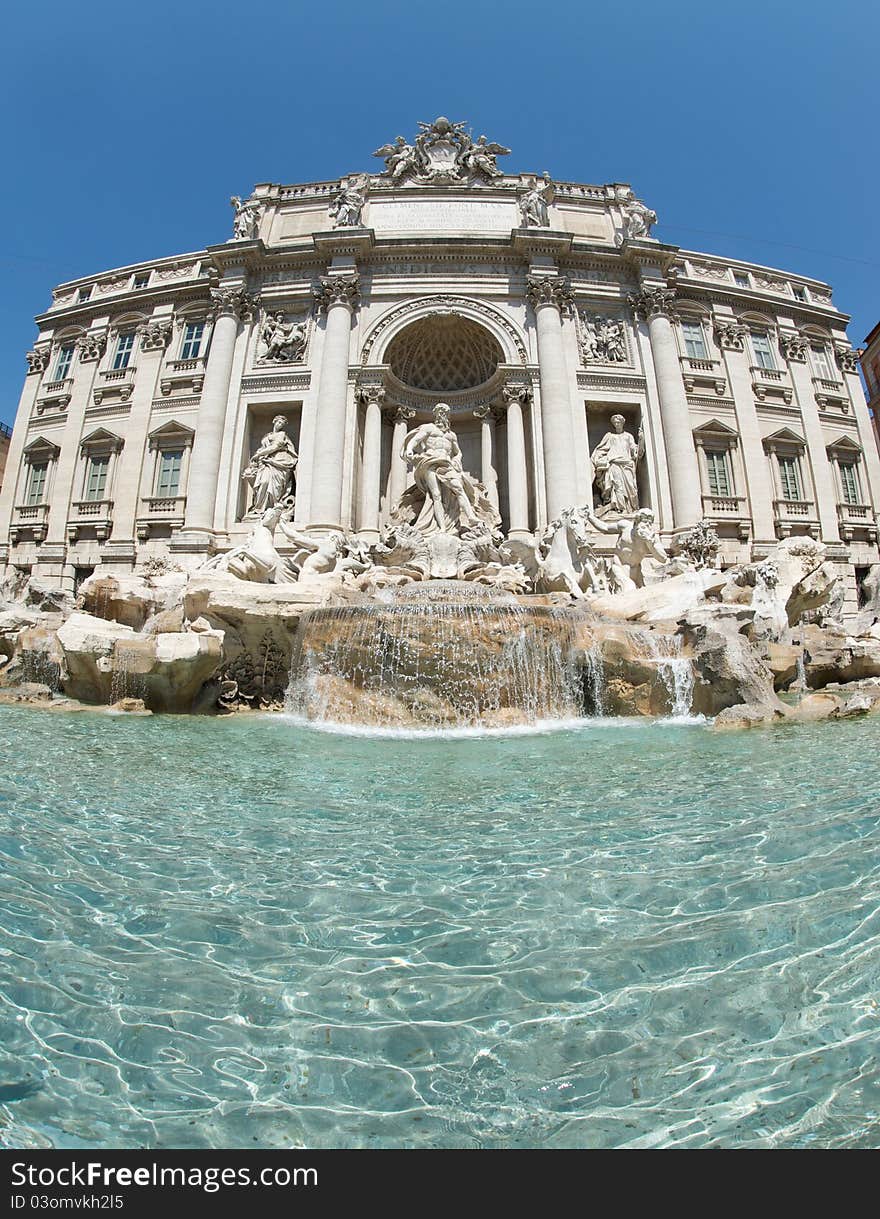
[2,119,878,611]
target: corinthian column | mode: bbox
[184,286,253,538]
[503,383,531,537]
[388,405,415,510]
[309,272,359,530]
[526,274,579,519]
[473,404,499,508]
[631,285,702,528]
[357,384,385,539]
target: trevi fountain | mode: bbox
[1,121,879,1150]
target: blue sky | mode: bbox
[1,0,877,427]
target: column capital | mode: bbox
[356,382,386,407]
[137,319,174,351]
[628,285,677,322]
[314,272,360,313]
[208,285,257,322]
[713,319,748,351]
[835,342,860,375]
[779,331,809,362]
[502,380,533,407]
[389,404,415,425]
[76,330,108,362]
[25,346,51,374]
[526,273,573,313]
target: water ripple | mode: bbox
[1,706,879,1148]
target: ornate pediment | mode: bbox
[373,117,510,186]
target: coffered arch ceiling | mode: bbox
[385,314,504,392]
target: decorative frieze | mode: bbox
[526,274,573,313]
[629,285,677,321]
[313,273,360,312]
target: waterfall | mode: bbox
[110,648,146,704]
[285,582,583,729]
[582,642,606,718]
[626,628,695,719]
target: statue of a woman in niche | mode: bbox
[590,414,644,516]
[242,415,298,518]
[391,403,499,536]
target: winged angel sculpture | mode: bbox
[374,117,510,184]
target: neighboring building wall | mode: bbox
[1,168,877,619]
[860,320,880,460]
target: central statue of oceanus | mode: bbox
[391,403,500,536]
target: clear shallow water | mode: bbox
[0,705,879,1149]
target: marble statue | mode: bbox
[391,403,499,537]
[202,503,289,582]
[616,187,657,242]
[536,509,604,598]
[590,415,644,515]
[330,176,367,227]
[459,134,510,180]
[230,195,260,240]
[258,312,307,363]
[373,135,419,181]
[242,416,298,517]
[519,175,555,227]
[585,507,668,592]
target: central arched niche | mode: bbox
[385,314,504,392]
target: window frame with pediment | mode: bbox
[18,436,60,508]
[826,436,868,509]
[144,420,195,501]
[692,420,743,508]
[763,429,812,506]
[76,429,124,506]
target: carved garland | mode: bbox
[360,295,528,366]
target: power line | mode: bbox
[662,224,880,270]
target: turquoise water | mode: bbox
[1,705,879,1149]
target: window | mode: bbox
[705,449,732,497]
[777,455,802,500]
[733,272,750,288]
[838,461,861,506]
[751,331,776,370]
[793,286,807,302]
[180,321,204,360]
[810,344,834,380]
[681,319,709,360]
[133,273,150,290]
[157,449,183,497]
[85,455,110,502]
[53,345,74,381]
[112,332,135,371]
[77,286,92,302]
[25,462,48,506]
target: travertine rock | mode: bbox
[78,570,188,631]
